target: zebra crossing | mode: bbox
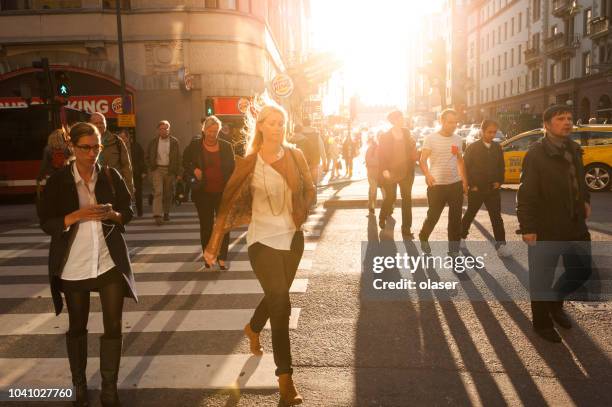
[0,202,328,392]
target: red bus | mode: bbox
[0,104,89,195]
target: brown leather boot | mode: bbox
[278,373,303,405]
[243,323,263,356]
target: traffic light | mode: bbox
[32,58,52,103]
[205,98,214,116]
[55,71,71,98]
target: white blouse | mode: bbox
[61,163,116,280]
[246,153,296,250]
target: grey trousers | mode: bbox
[151,166,174,217]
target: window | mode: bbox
[533,0,541,22]
[504,22,508,40]
[510,79,514,95]
[584,8,592,36]
[497,55,501,74]
[518,44,522,64]
[532,32,540,51]
[504,81,507,97]
[518,12,522,32]
[481,38,485,52]
[497,84,500,98]
[486,60,490,76]
[517,76,521,92]
[486,88,490,102]
[205,0,218,7]
[1,0,82,9]
[561,58,570,80]
[102,0,130,9]
[585,131,612,146]
[498,26,501,44]
[481,63,484,78]
[511,48,515,67]
[532,68,540,88]
[550,64,556,84]
[583,51,592,75]
[504,52,507,69]
[600,45,607,64]
[481,89,484,103]
[504,133,543,152]
[470,42,475,58]
[511,17,515,36]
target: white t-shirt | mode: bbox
[422,132,463,185]
[62,163,116,280]
[246,153,296,250]
[156,137,170,166]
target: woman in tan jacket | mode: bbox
[204,103,315,405]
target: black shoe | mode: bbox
[163,213,170,222]
[534,327,562,343]
[218,260,228,271]
[551,308,572,329]
[66,331,89,407]
[420,240,432,254]
[100,336,122,407]
[154,216,163,226]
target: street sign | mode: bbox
[117,114,136,127]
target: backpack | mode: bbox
[296,133,320,167]
[51,148,67,169]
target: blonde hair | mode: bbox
[203,115,222,131]
[245,103,289,154]
[47,129,68,149]
[157,120,170,129]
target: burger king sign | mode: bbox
[271,73,294,98]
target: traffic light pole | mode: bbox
[116,0,129,116]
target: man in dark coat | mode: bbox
[517,104,592,343]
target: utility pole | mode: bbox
[116,0,129,116]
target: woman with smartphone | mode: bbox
[39,122,137,407]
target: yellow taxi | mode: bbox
[501,125,612,191]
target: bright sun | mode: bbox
[310,0,444,113]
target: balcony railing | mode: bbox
[524,46,542,65]
[552,0,579,17]
[544,33,580,58]
[589,16,610,40]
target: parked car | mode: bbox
[500,125,612,191]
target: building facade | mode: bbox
[466,0,612,134]
[0,0,310,147]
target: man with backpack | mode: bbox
[89,112,134,196]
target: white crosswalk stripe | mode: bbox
[0,208,328,391]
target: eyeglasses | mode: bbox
[74,144,104,153]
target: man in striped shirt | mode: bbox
[418,109,468,256]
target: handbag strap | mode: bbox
[288,148,304,186]
[104,166,116,198]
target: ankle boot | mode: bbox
[99,336,122,407]
[66,331,89,407]
[278,373,303,405]
[244,323,263,356]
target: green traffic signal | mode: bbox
[55,71,70,98]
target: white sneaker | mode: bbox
[496,243,511,258]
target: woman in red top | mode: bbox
[183,116,235,269]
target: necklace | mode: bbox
[261,154,287,216]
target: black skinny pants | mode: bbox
[194,191,229,260]
[248,232,304,376]
[134,172,143,216]
[419,181,464,252]
[380,173,415,233]
[64,278,125,339]
[460,188,506,242]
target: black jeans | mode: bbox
[460,188,506,243]
[379,173,415,233]
[419,181,463,252]
[194,191,229,260]
[248,232,304,376]
[528,236,592,329]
